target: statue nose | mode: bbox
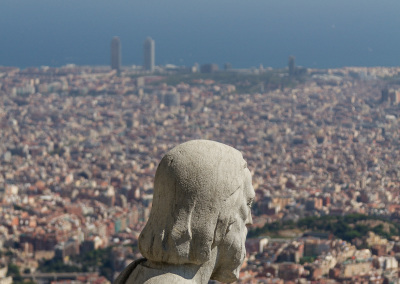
[246,211,253,226]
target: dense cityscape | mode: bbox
[1,47,400,284]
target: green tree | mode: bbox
[6,263,22,282]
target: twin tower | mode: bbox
[111,37,155,73]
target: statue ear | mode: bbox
[212,210,232,247]
[170,207,193,254]
[213,184,241,246]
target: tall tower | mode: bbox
[143,37,155,72]
[111,36,121,73]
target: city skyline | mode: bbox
[109,36,156,72]
[2,1,400,282]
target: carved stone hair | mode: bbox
[138,140,247,265]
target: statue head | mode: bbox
[138,140,254,283]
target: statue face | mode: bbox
[212,167,255,282]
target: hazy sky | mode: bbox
[1,0,400,68]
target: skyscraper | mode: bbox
[143,37,155,72]
[111,37,121,73]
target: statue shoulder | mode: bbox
[115,259,196,284]
[113,258,146,284]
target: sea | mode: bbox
[1,0,400,69]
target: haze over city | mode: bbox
[1,0,400,68]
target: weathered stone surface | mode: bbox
[114,140,254,284]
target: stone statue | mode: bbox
[114,140,254,284]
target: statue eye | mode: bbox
[247,199,253,208]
